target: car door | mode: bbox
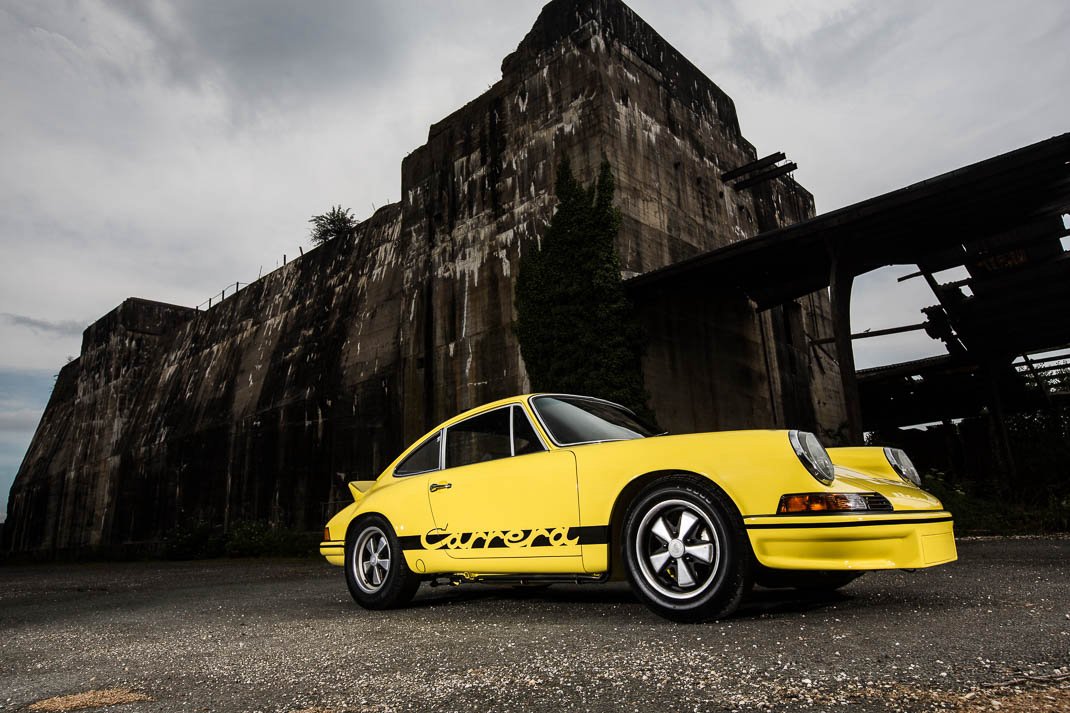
[426,404,581,562]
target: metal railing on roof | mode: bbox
[194,247,309,311]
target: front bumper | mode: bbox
[745,511,956,571]
[320,540,344,566]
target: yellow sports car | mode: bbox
[320,394,956,621]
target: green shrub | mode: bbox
[923,471,1070,535]
[163,520,225,560]
[309,205,357,246]
[223,521,317,558]
[265,528,319,558]
[163,520,318,559]
[868,395,1070,535]
[223,520,275,557]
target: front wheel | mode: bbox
[344,515,421,610]
[622,476,751,622]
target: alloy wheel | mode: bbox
[634,498,721,600]
[353,526,391,594]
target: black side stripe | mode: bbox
[746,516,954,530]
[397,525,609,551]
[746,509,949,519]
[571,525,609,544]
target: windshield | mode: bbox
[531,395,660,445]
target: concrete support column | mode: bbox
[985,360,1018,483]
[830,256,864,444]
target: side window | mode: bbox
[446,408,512,468]
[395,433,441,476]
[513,406,545,456]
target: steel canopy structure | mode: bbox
[627,133,1070,443]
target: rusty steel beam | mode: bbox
[720,151,785,182]
[733,162,798,190]
[810,322,927,346]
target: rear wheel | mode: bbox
[622,476,751,622]
[344,515,420,610]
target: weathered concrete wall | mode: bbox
[5,207,412,553]
[4,0,845,556]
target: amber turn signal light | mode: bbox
[777,493,869,513]
[323,527,331,541]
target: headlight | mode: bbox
[788,430,835,485]
[884,447,921,486]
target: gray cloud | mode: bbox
[0,0,1065,371]
[723,1,915,91]
[108,0,401,117]
[0,0,1067,437]
[800,5,916,91]
[1,313,84,338]
[0,408,45,433]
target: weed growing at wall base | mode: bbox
[164,520,318,560]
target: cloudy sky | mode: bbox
[1,0,1068,518]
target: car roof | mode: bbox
[379,393,634,479]
[438,393,631,430]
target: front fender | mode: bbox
[570,431,819,528]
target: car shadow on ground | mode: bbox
[384,581,863,622]
[738,587,855,617]
[405,581,638,608]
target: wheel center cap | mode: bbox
[369,555,378,565]
[668,539,685,558]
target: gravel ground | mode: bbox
[1,538,1068,712]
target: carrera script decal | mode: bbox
[396,525,607,551]
[420,526,579,550]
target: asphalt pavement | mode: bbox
[1,537,1068,712]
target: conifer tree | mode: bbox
[515,157,651,419]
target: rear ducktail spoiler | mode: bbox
[347,480,377,503]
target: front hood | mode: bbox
[826,445,945,511]
[833,466,945,511]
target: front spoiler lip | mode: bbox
[746,511,957,570]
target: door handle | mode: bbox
[429,482,452,493]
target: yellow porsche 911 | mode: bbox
[320,394,956,621]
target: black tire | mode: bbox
[344,514,421,610]
[622,475,751,622]
[755,566,863,592]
